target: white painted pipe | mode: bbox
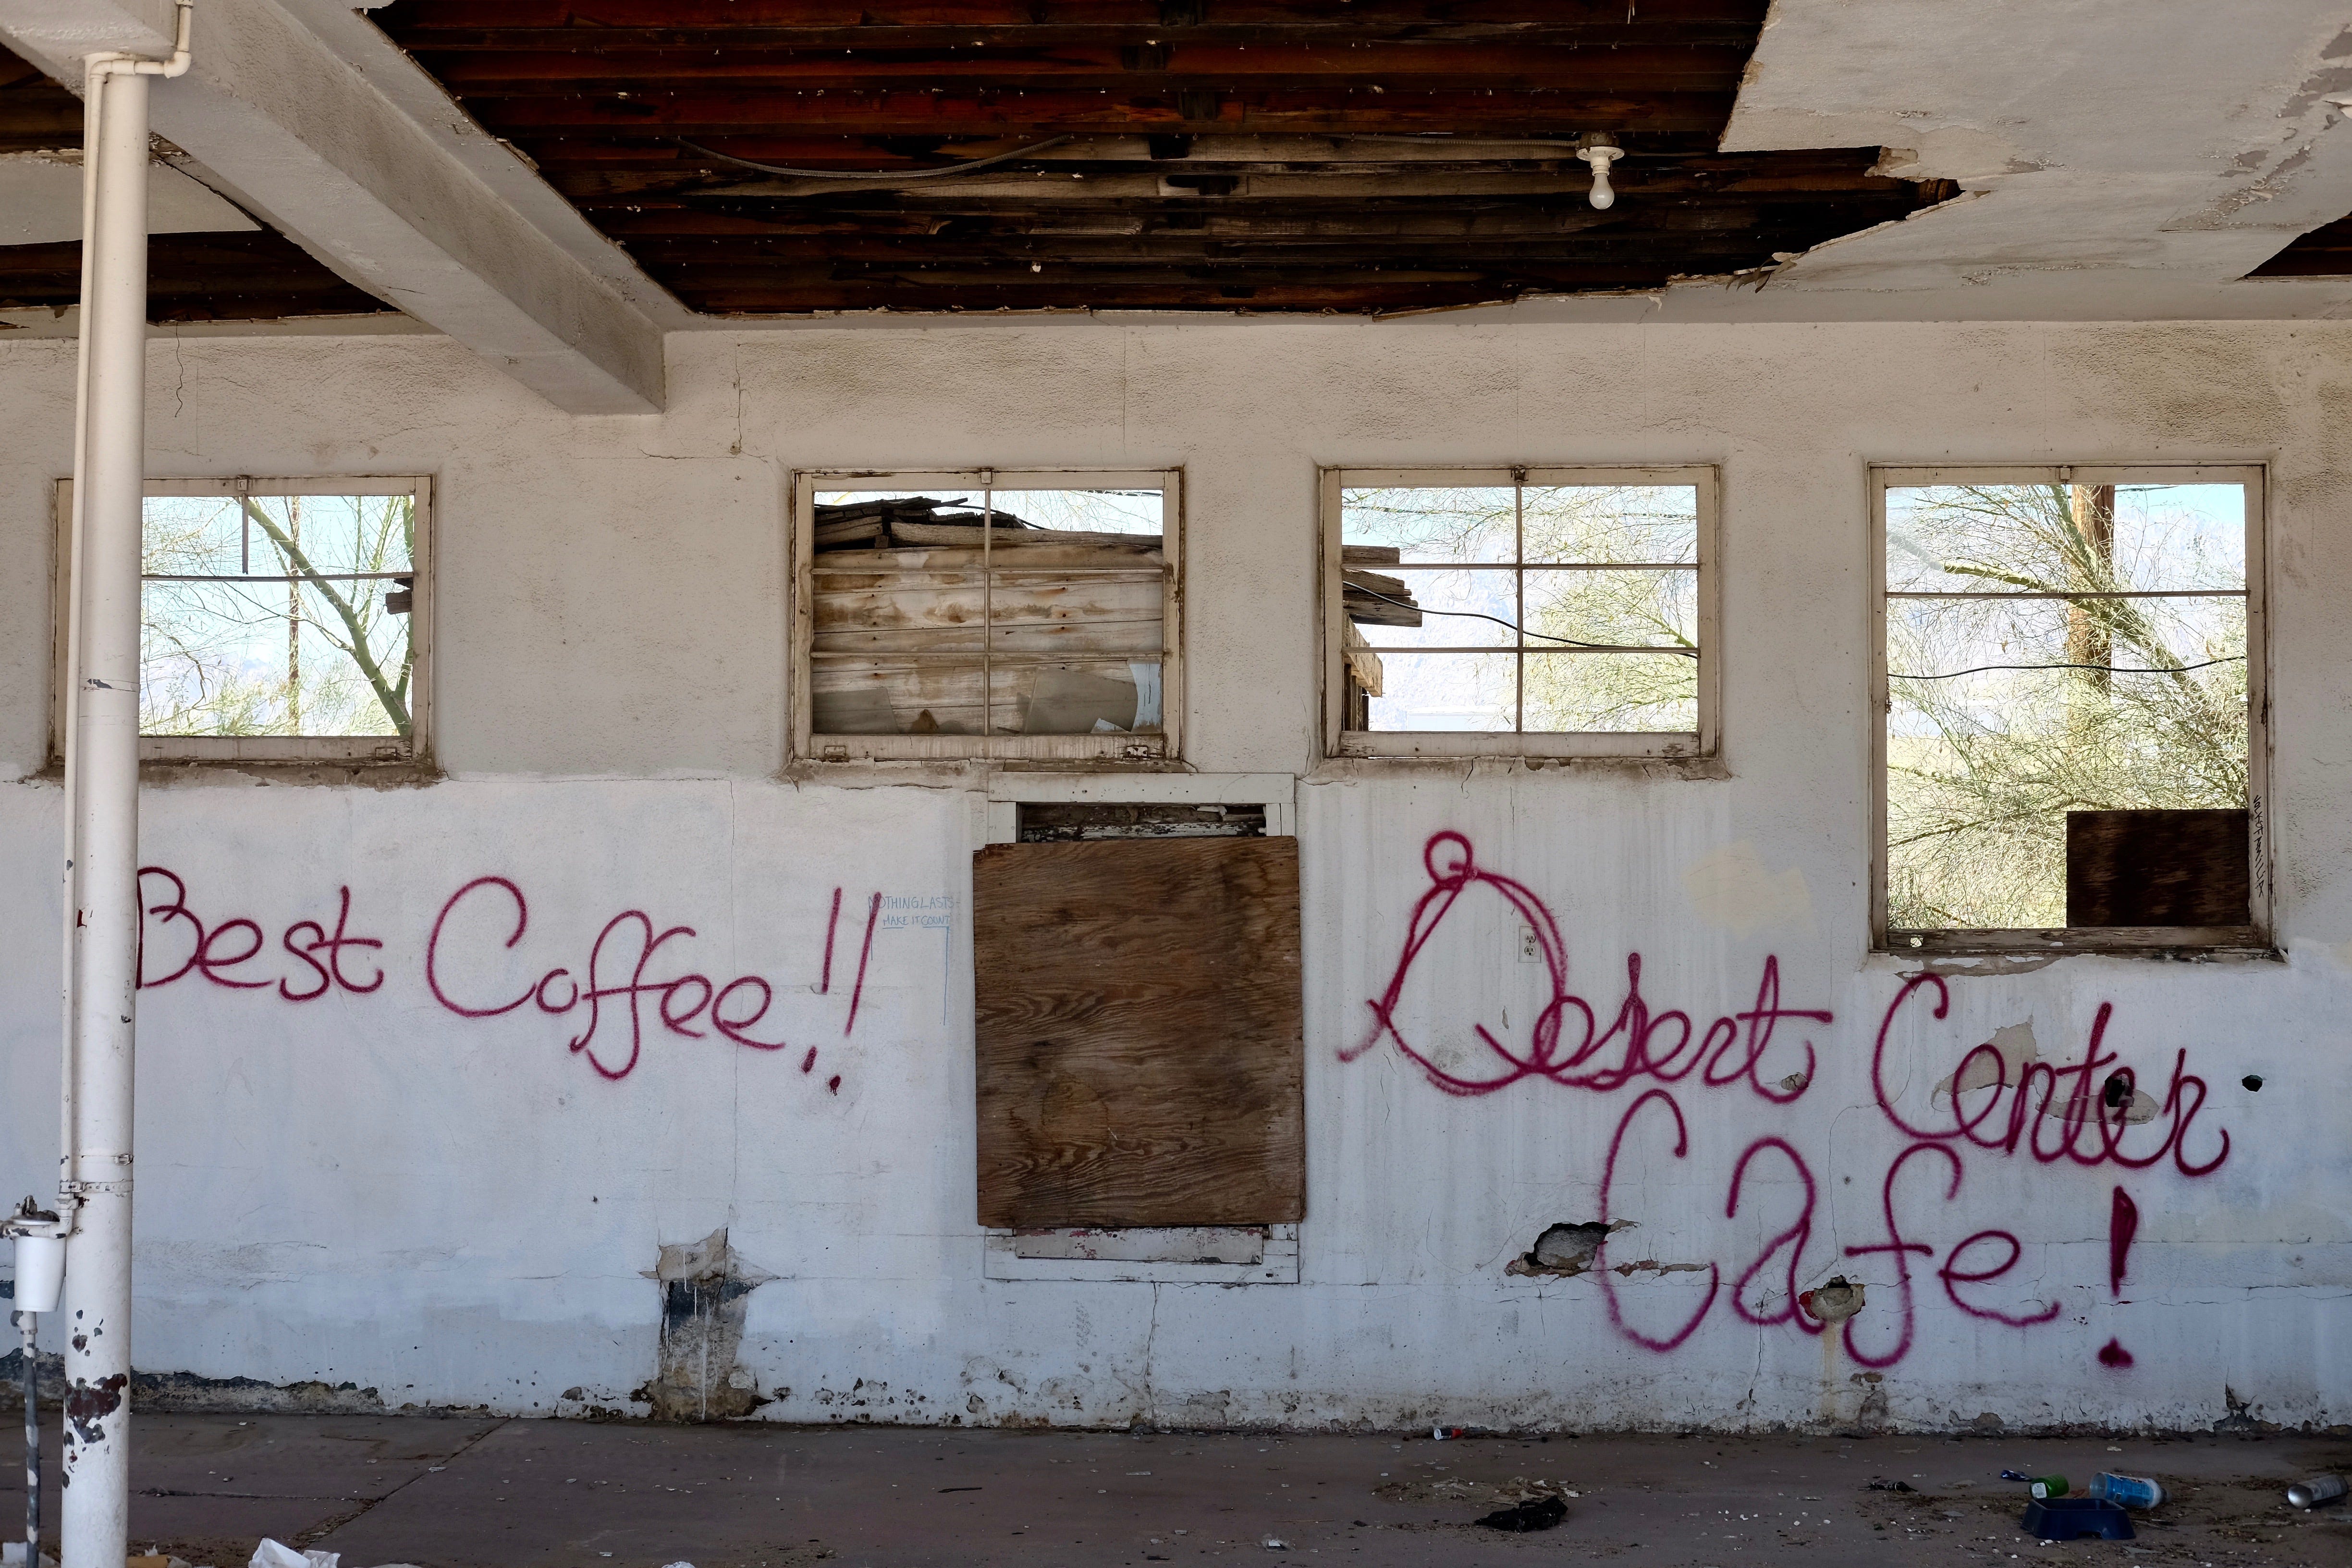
[55,10,189,1568]
[58,54,151,1568]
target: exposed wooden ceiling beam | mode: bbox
[377,0,1767,42]
[367,0,1943,317]
[417,44,1750,93]
[463,89,1735,137]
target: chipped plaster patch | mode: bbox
[1682,841,1813,937]
[637,1227,776,1422]
[1934,1018,2158,1123]
[1935,1020,2039,1104]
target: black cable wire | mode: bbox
[1346,583,1698,655]
[1889,655,2243,681]
[681,136,1071,180]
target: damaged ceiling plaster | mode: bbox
[370,0,1954,316]
[1721,0,2352,311]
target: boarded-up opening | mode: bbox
[2066,808,2251,927]
[973,836,1304,1229]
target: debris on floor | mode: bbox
[249,1543,336,1568]
[1867,1477,1916,1492]
[2288,1473,2347,1508]
[2020,1496,2134,1541]
[1474,1494,1568,1532]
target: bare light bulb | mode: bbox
[1579,142,1624,210]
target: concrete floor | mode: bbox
[0,1417,2346,1568]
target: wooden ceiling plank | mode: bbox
[417,43,1752,94]
[460,87,1736,136]
[375,0,1767,35]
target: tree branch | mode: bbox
[238,498,409,736]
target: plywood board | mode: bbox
[2066,808,2250,927]
[974,836,1304,1229]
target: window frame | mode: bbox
[1868,462,2272,956]
[51,475,433,765]
[1320,464,1721,760]
[790,466,1184,764]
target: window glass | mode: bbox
[140,490,416,739]
[1884,479,2251,932]
[807,484,1169,746]
[1339,482,1702,737]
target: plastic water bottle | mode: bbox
[2088,1472,2165,1509]
[2287,1475,2347,1509]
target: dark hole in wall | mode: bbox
[2065,808,2250,926]
[1018,802,1266,842]
[634,1228,773,1422]
[1507,1220,1628,1277]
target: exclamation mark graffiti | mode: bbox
[845,891,881,1037]
[2097,1186,2138,1369]
[819,886,842,993]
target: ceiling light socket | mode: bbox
[1577,134,1624,210]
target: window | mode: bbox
[792,469,1180,762]
[973,774,1303,1282]
[1321,466,1718,759]
[53,478,429,763]
[1872,466,2267,952]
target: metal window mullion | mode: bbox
[1364,561,1696,572]
[1887,588,2245,600]
[1513,477,1525,733]
[981,478,994,747]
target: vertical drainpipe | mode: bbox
[57,11,189,1568]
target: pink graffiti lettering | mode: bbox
[1872,975,2229,1177]
[1344,832,1828,1103]
[137,866,877,1091]
[1345,830,2230,1367]
[1596,1091,1720,1351]
[139,868,382,1000]
[427,875,815,1080]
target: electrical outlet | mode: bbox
[1519,925,1541,963]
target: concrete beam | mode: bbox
[0,0,666,414]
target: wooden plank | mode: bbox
[883,521,1159,549]
[378,0,1769,42]
[419,43,1752,93]
[974,836,1303,1228]
[2065,808,2251,927]
[811,656,1162,735]
[456,87,1739,137]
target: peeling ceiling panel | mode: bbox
[1720,0,2352,310]
[368,0,1953,316]
[2247,211,2352,275]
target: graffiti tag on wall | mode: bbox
[135,866,895,1092]
[1343,832,2230,1367]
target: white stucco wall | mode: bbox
[2,318,2348,1432]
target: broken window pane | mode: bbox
[1884,478,2253,934]
[139,490,416,739]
